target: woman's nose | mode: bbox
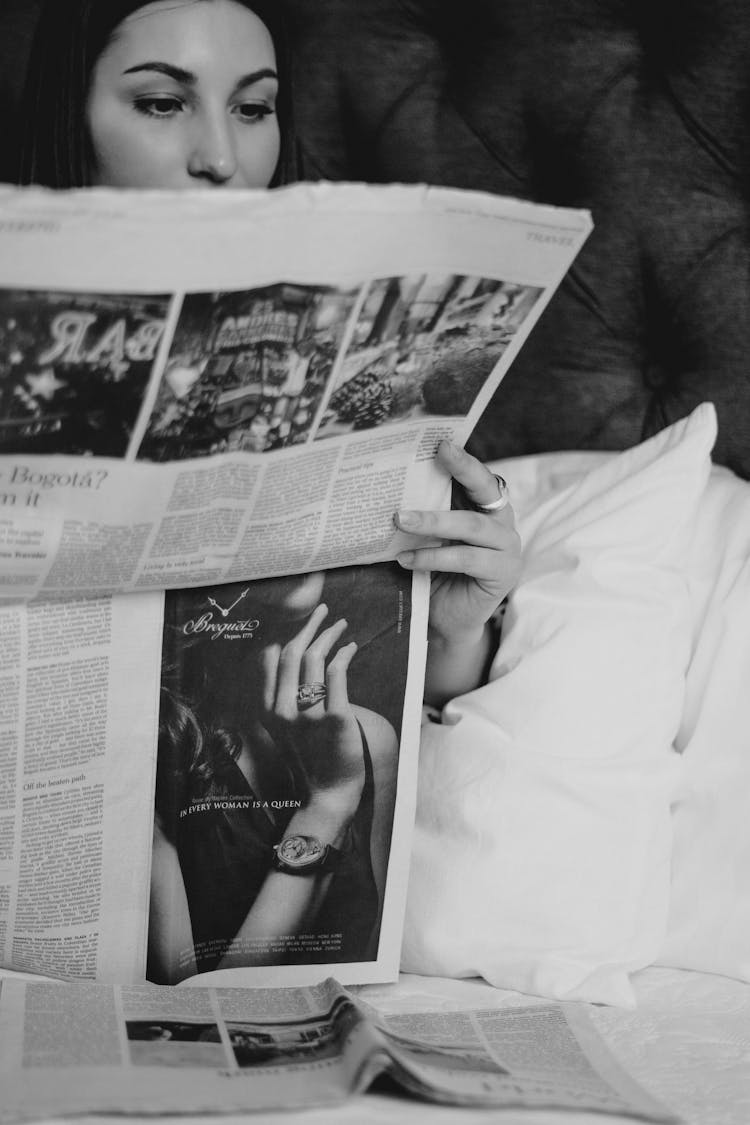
[187,110,238,185]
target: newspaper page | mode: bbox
[0,977,382,1120]
[0,183,591,601]
[375,1005,676,1120]
[0,563,428,988]
[0,977,677,1123]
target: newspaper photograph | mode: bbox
[0,182,591,601]
[0,288,169,458]
[0,976,677,1123]
[148,563,418,985]
[137,283,359,461]
[0,565,428,989]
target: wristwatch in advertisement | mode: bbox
[272,834,342,875]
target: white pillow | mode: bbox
[401,403,717,1006]
[657,463,750,980]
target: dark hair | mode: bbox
[156,681,245,833]
[17,0,296,188]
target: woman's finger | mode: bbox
[298,618,349,715]
[397,542,522,591]
[325,641,357,713]
[275,602,328,714]
[436,439,515,525]
[394,506,519,550]
[300,617,348,681]
[259,643,281,713]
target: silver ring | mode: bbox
[475,474,510,513]
[296,682,327,710]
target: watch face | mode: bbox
[276,835,326,869]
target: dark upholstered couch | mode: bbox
[3,0,750,476]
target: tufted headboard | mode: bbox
[3,0,750,476]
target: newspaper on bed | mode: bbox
[0,976,677,1123]
[0,183,591,601]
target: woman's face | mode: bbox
[86,0,281,189]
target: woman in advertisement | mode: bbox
[17,0,522,981]
[152,567,407,981]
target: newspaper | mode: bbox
[0,183,591,601]
[0,563,428,989]
[0,184,589,988]
[0,975,677,1123]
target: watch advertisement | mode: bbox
[148,561,418,986]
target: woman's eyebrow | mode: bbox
[123,62,196,84]
[122,63,279,89]
[232,67,279,90]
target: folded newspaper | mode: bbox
[0,182,591,600]
[0,976,676,1122]
[0,186,589,991]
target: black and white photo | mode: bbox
[316,274,542,438]
[138,284,356,461]
[0,288,169,456]
[147,562,411,983]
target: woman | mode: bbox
[18,0,296,189]
[152,567,404,982]
[17,0,522,979]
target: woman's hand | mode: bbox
[259,603,365,812]
[394,440,522,707]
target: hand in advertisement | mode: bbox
[259,603,365,810]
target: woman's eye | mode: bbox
[133,96,184,119]
[233,102,274,124]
